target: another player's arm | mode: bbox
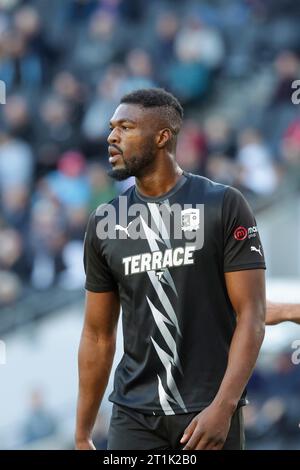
[75,290,120,450]
[266,300,300,325]
[181,269,265,450]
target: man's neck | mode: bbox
[135,163,183,198]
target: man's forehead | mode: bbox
[110,103,153,123]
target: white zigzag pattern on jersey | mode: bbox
[141,203,187,414]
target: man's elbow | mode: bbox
[255,318,265,344]
[237,304,266,341]
[250,306,266,345]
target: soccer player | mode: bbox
[75,88,267,450]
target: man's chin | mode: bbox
[107,167,132,181]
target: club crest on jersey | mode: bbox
[181,208,200,232]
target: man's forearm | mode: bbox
[266,301,300,325]
[75,331,116,443]
[213,311,265,412]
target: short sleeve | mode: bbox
[223,187,266,272]
[83,211,118,292]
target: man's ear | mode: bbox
[156,128,172,148]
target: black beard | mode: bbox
[107,144,156,181]
[107,167,133,181]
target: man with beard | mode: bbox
[75,88,295,451]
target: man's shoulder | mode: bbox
[186,172,229,196]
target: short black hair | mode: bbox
[120,88,183,135]
[120,88,183,118]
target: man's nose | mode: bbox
[107,127,120,145]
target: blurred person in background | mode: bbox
[86,162,116,212]
[150,11,179,70]
[281,117,300,191]
[174,15,224,71]
[36,95,80,160]
[2,94,35,143]
[263,50,300,155]
[175,119,206,175]
[1,186,31,235]
[29,198,67,290]
[165,15,224,105]
[0,129,33,191]
[45,150,90,214]
[52,70,87,141]
[22,389,57,444]
[0,270,22,306]
[270,51,300,107]
[206,154,238,188]
[203,116,236,159]
[72,8,124,82]
[0,226,32,283]
[236,127,278,196]
[203,116,238,188]
[81,65,124,157]
[119,48,157,95]
[1,4,58,91]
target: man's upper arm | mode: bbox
[221,187,266,319]
[84,210,118,293]
[225,270,266,320]
[222,187,266,272]
[83,290,120,341]
[82,210,120,340]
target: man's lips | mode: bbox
[109,154,122,164]
[108,147,123,164]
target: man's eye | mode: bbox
[122,125,130,130]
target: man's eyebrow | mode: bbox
[109,118,136,127]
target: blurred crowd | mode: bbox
[0,0,300,306]
[245,350,300,449]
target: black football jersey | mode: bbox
[84,172,266,415]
